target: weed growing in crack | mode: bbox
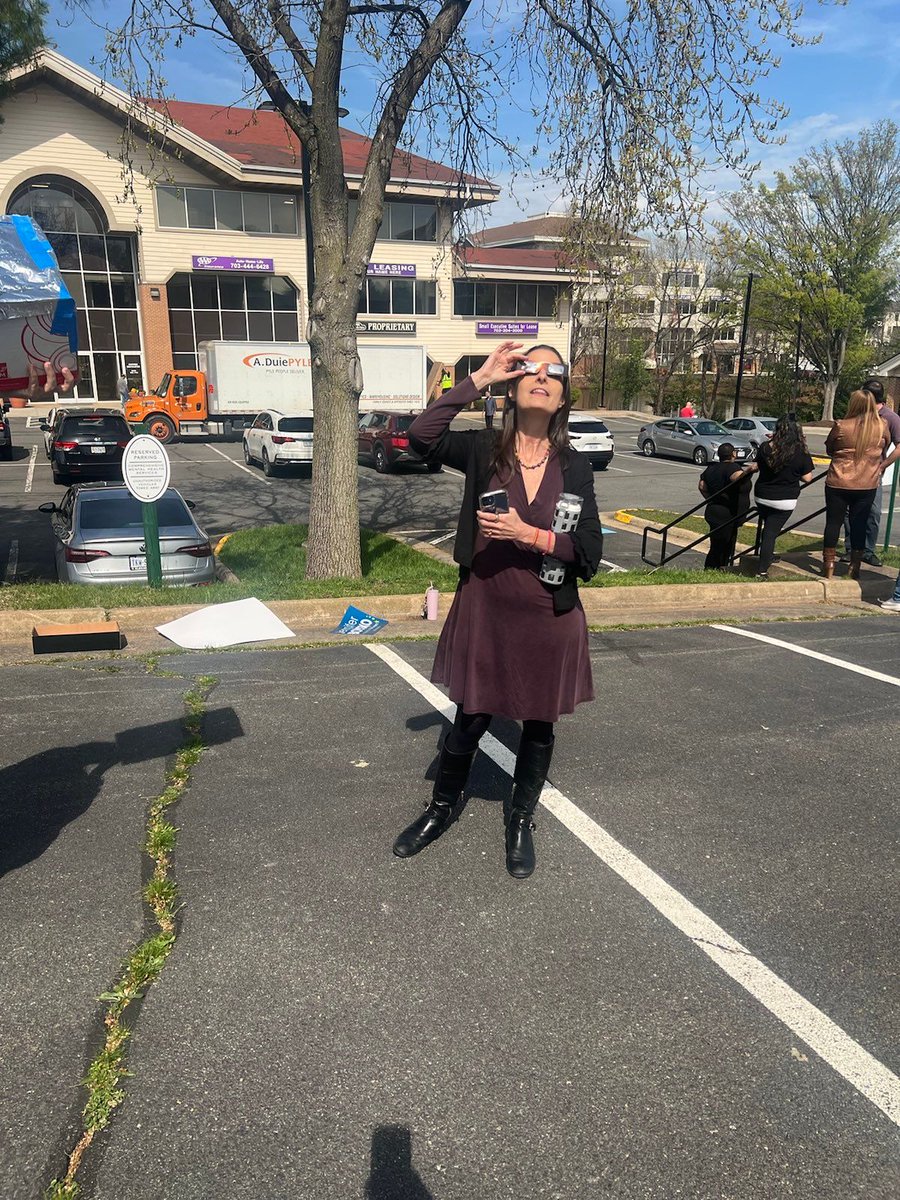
[46,675,217,1199]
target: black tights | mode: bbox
[445,706,554,755]
[824,486,877,551]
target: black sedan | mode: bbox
[41,409,133,485]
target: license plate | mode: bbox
[129,556,147,571]
[90,445,106,455]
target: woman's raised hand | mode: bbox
[470,342,526,390]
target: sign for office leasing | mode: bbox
[476,321,539,336]
[366,263,417,277]
[122,435,171,504]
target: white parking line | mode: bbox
[3,539,18,585]
[24,445,37,492]
[606,466,632,474]
[428,532,456,546]
[712,624,900,688]
[205,444,272,484]
[367,641,900,1129]
[600,557,627,572]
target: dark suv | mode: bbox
[357,411,441,474]
[42,409,133,485]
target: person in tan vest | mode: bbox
[822,390,891,579]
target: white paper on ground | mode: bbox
[155,597,295,649]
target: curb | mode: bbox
[0,579,865,648]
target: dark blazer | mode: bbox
[410,411,604,615]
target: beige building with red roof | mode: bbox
[0,50,577,402]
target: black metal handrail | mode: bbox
[639,467,829,568]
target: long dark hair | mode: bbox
[490,344,573,484]
[764,415,808,471]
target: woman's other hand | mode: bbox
[470,341,527,391]
[477,506,532,543]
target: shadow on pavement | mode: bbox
[0,708,243,878]
[365,1125,436,1200]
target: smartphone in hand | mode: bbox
[479,489,510,514]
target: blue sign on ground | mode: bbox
[332,605,389,636]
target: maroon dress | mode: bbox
[432,453,594,722]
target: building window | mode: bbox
[7,176,143,401]
[167,271,300,369]
[663,270,701,290]
[453,281,560,318]
[618,298,656,316]
[349,198,438,242]
[156,185,299,236]
[358,277,437,315]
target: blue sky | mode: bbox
[46,0,900,226]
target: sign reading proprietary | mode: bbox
[122,435,171,504]
[356,320,416,334]
[366,263,417,277]
[477,321,539,336]
[192,255,274,273]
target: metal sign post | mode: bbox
[121,435,171,589]
[882,462,899,554]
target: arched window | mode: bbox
[8,175,107,235]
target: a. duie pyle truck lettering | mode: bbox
[242,354,313,369]
[123,340,427,443]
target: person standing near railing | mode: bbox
[839,379,900,566]
[822,390,891,579]
[740,416,814,579]
[698,443,752,570]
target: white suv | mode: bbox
[567,416,614,469]
[243,410,314,477]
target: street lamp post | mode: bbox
[731,272,754,420]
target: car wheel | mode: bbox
[693,447,708,465]
[147,414,177,444]
[641,440,655,457]
[243,440,254,465]
[262,448,276,477]
[373,443,390,473]
[595,461,609,470]
[426,461,443,473]
[52,469,70,486]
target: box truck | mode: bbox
[124,341,428,443]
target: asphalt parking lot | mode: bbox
[2,617,898,1198]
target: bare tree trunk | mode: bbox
[820,377,838,423]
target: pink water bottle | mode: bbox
[424,583,439,621]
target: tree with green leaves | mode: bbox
[0,0,46,118]
[83,0,815,577]
[609,338,648,409]
[721,121,900,422]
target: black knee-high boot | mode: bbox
[393,743,476,858]
[505,735,554,879]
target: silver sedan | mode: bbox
[637,418,755,465]
[39,483,216,586]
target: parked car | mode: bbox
[41,409,133,485]
[243,410,314,476]
[567,416,614,469]
[38,483,215,586]
[358,411,442,474]
[0,407,12,461]
[721,416,778,448]
[637,418,755,465]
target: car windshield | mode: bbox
[78,494,192,530]
[694,421,729,436]
[569,420,609,433]
[62,416,130,438]
[277,417,314,432]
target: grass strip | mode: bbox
[45,675,216,1200]
[2,527,459,610]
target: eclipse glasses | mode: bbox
[516,359,568,379]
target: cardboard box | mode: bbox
[32,621,123,655]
